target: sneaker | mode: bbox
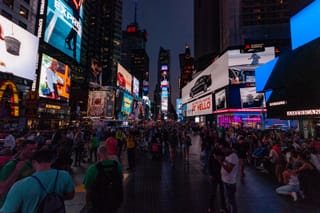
[291,192,298,201]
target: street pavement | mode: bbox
[65,134,320,213]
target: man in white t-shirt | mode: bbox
[219,142,239,213]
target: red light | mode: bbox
[127,26,137,33]
[245,44,251,49]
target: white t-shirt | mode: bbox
[221,152,239,184]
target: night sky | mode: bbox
[122,0,194,107]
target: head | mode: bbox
[18,140,37,160]
[220,142,232,155]
[50,59,59,71]
[32,148,53,164]
[97,145,109,160]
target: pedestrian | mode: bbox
[207,146,227,213]
[105,130,119,162]
[83,145,123,213]
[89,131,99,163]
[182,133,192,161]
[218,142,239,213]
[0,148,75,213]
[168,129,178,167]
[73,129,84,167]
[233,135,249,177]
[0,140,37,207]
[125,130,136,171]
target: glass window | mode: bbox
[3,0,14,8]
[19,5,29,19]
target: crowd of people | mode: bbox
[0,122,319,212]
[199,126,320,213]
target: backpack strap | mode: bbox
[32,170,59,195]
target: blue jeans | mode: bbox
[276,184,300,195]
[224,182,237,213]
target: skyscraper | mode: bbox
[179,44,194,97]
[121,4,149,97]
[84,0,123,87]
[153,47,170,119]
[194,0,314,72]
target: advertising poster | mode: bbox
[176,98,183,121]
[0,15,39,80]
[187,95,212,116]
[87,91,107,117]
[182,52,229,104]
[121,93,133,115]
[240,87,265,108]
[227,47,275,67]
[133,77,139,96]
[215,89,226,110]
[38,53,71,101]
[44,0,83,62]
[117,64,132,93]
[229,65,256,85]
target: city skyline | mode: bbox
[122,0,194,105]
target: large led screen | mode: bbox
[290,0,320,50]
[87,90,115,117]
[227,47,275,66]
[182,52,229,104]
[215,89,226,110]
[121,93,133,115]
[187,94,212,116]
[44,0,83,62]
[0,15,39,80]
[117,64,132,93]
[240,87,265,108]
[38,53,71,101]
[133,77,139,96]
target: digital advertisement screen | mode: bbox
[117,64,132,93]
[44,0,83,62]
[240,87,265,108]
[133,77,139,96]
[182,52,228,104]
[187,94,212,116]
[215,89,226,110]
[0,15,39,80]
[38,53,71,101]
[121,93,133,115]
[229,65,256,85]
[290,0,320,50]
[227,47,275,66]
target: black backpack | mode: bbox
[90,161,123,212]
[32,170,65,213]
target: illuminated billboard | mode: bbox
[240,87,265,108]
[187,94,212,116]
[215,89,226,110]
[290,0,320,50]
[182,52,228,104]
[87,90,115,117]
[228,47,275,66]
[121,93,133,115]
[117,64,132,93]
[133,77,139,96]
[44,0,83,62]
[0,15,39,80]
[38,53,71,101]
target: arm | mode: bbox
[0,161,27,196]
[220,160,235,173]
